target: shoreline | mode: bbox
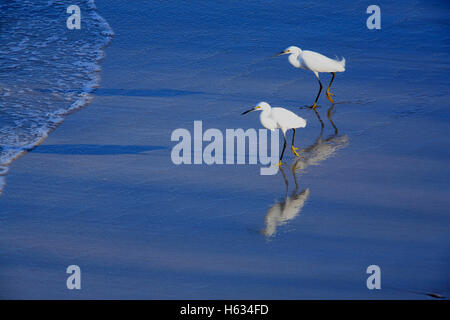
[0,0,449,299]
[0,0,114,197]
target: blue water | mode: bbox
[0,0,449,299]
[0,0,113,195]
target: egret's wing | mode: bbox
[271,108,306,129]
[260,113,278,131]
[301,50,345,73]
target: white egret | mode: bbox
[241,101,306,166]
[275,46,346,109]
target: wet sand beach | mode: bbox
[0,0,449,298]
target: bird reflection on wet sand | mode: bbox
[294,105,349,172]
[261,165,310,238]
[261,104,349,238]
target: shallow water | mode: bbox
[0,0,449,298]
[0,0,113,194]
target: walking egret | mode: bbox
[275,46,345,109]
[241,101,307,166]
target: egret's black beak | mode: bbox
[241,108,255,115]
[272,51,286,57]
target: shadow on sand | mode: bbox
[29,144,166,155]
[93,88,204,97]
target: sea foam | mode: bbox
[0,0,113,196]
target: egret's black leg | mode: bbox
[311,78,322,109]
[290,129,300,157]
[278,134,287,166]
[326,72,336,103]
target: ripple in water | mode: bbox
[0,0,113,196]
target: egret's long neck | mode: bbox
[259,109,271,121]
[288,52,301,68]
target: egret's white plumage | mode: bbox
[257,102,306,134]
[241,101,306,165]
[276,45,346,108]
[286,46,345,73]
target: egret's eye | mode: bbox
[255,106,260,109]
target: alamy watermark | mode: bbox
[366,5,381,30]
[66,5,81,30]
[366,265,381,290]
[171,121,280,175]
[66,265,81,290]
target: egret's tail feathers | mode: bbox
[333,55,346,71]
[336,56,345,71]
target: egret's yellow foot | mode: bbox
[275,161,284,167]
[310,102,319,109]
[291,146,300,157]
[326,90,335,103]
